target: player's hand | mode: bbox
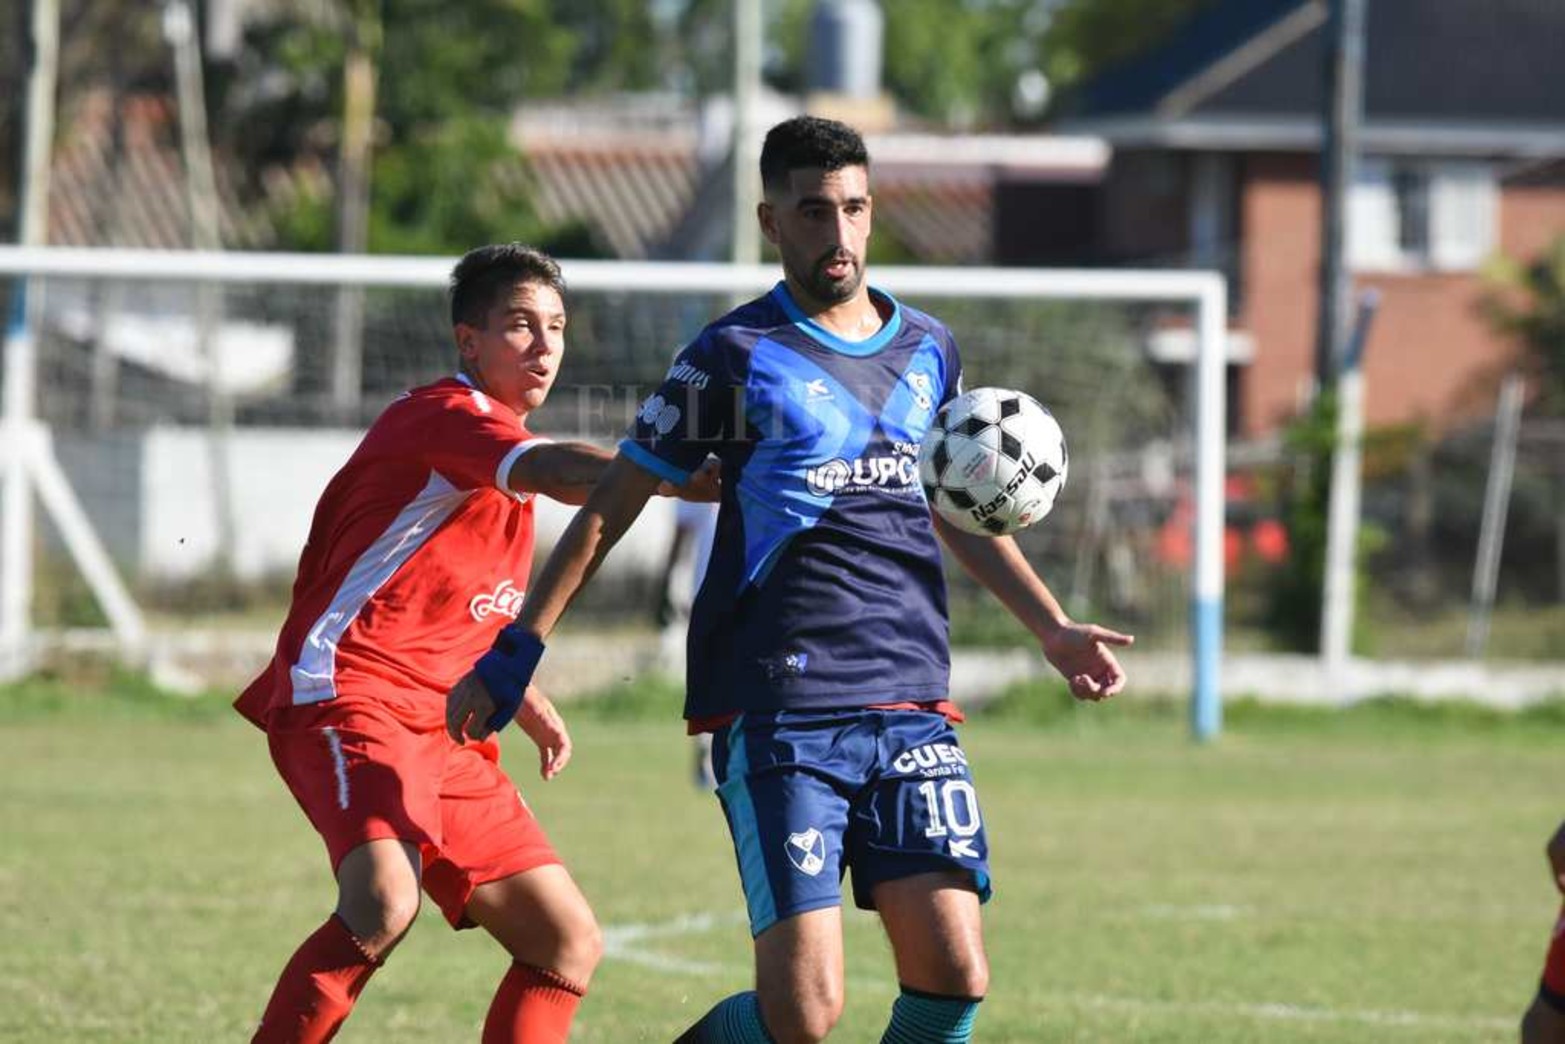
[659,457,721,502]
[1547,820,1565,894]
[515,685,572,780]
[1039,621,1135,702]
[446,670,499,744]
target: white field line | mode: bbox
[600,911,746,976]
[599,911,1515,1034]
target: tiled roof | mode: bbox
[525,141,703,260]
[48,91,284,249]
[517,129,1104,265]
[872,172,992,265]
[44,88,1102,265]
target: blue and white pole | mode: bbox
[1191,279,1228,742]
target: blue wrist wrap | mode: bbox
[473,626,545,733]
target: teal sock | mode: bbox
[675,990,775,1043]
[880,986,982,1044]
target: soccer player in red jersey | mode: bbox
[236,243,707,1043]
[1523,819,1565,1043]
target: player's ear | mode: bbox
[454,323,479,363]
[757,201,780,245]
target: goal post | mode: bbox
[0,246,1227,739]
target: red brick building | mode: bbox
[1061,0,1565,437]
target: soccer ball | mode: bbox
[918,387,1068,536]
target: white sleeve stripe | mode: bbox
[495,437,553,493]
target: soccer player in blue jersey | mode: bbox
[446,115,1133,1044]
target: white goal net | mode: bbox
[0,247,1227,734]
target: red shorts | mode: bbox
[1544,903,1565,1004]
[267,701,560,928]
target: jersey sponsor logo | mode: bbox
[805,378,833,400]
[664,361,710,390]
[637,394,683,437]
[805,455,919,496]
[469,579,526,622]
[785,827,826,876]
[892,741,969,778]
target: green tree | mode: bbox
[750,0,1046,127]
[678,0,1217,128]
[1483,235,1565,415]
[222,0,663,255]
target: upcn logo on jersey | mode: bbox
[469,579,525,622]
[805,454,919,497]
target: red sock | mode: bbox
[481,962,587,1044]
[251,915,382,1043]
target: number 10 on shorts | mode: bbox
[918,779,982,839]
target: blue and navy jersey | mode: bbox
[620,282,963,720]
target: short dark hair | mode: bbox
[759,116,869,194]
[449,243,566,328]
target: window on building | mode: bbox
[1391,164,1431,258]
[1349,159,1496,272]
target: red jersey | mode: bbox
[236,375,548,732]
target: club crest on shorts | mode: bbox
[785,827,826,876]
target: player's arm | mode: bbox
[932,512,1133,701]
[446,454,666,746]
[520,454,665,639]
[508,442,719,505]
[506,441,614,504]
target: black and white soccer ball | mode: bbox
[918,387,1068,536]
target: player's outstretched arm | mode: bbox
[507,441,614,505]
[447,453,666,743]
[932,513,1134,701]
[509,442,721,505]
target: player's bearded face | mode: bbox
[458,281,566,414]
[766,166,872,308]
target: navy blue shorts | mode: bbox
[711,707,992,937]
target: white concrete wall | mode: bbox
[73,427,675,582]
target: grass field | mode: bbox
[1,675,1559,1042]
